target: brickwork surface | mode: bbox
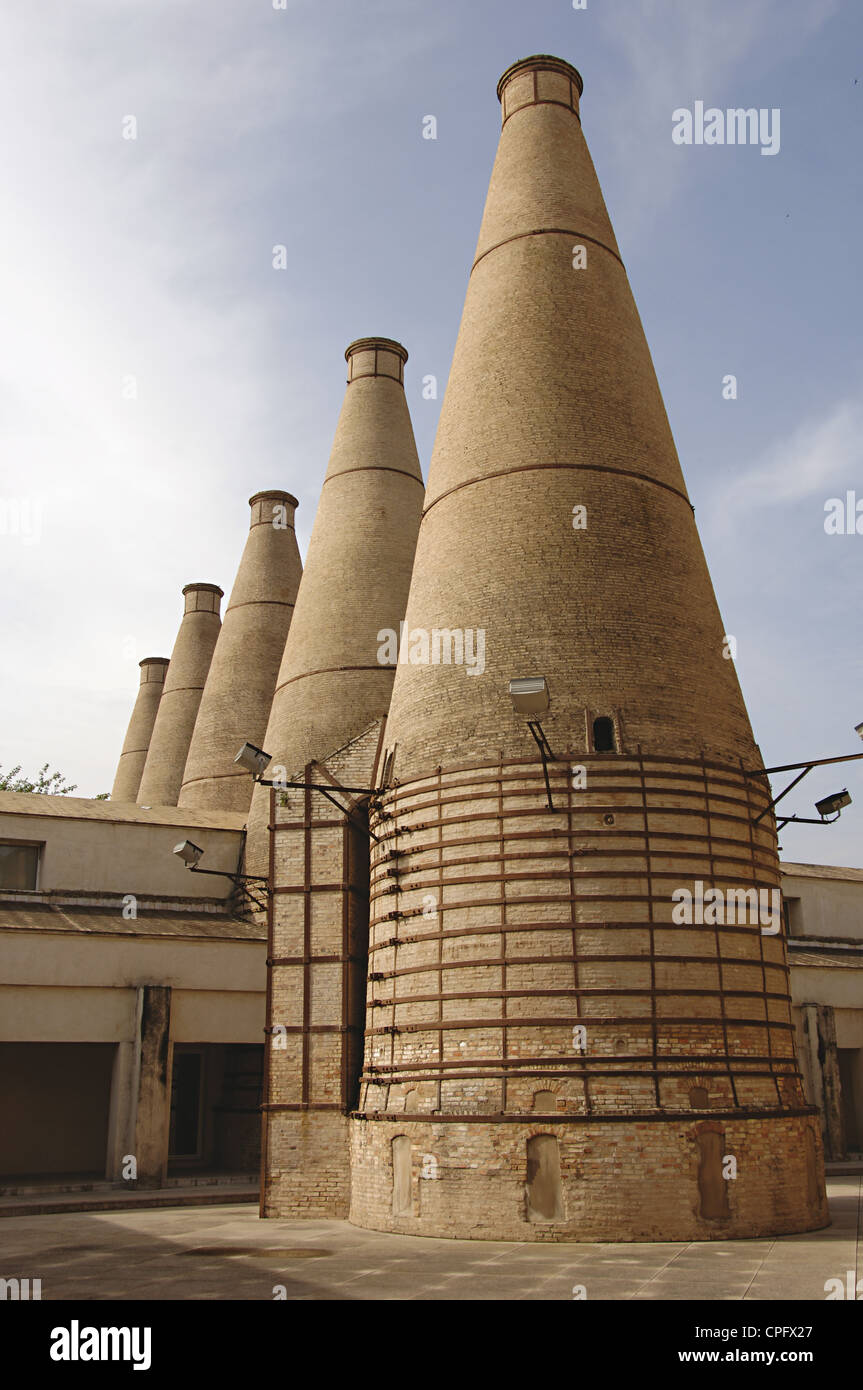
[349,1113,827,1242]
[179,492,302,813]
[345,56,828,1239]
[263,726,382,1219]
[137,584,222,807]
[111,657,169,802]
[245,339,423,877]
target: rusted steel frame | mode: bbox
[378,751,780,793]
[368,841,771,880]
[637,751,661,1105]
[371,817,778,854]
[368,890,781,931]
[273,816,350,833]
[264,1023,358,1034]
[359,1064,801,1085]
[353,1106,818,1124]
[271,953,365,967]
[566,768,590,1113]
[341,821,349,1109]
[497,757,509,1112]
[301,772,312,1107]
[378,781,765,822]
[742,758,784,1105]
[437,769,445,1113]
[707,756,739,1109]
[368,865,785,910]
[362,948,786,980]
[367,917,792,951]
[378,754,775,799]
[274,881,357,895]
[259,784,276,1217]
[370,984,791,1009]
[362,1051,801,1072]
[376,812,778,854]
[364,1007,794,1036]
[263,1102,342,1112]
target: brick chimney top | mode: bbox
[345,338,408,386]
[181,582,223,614]
[497,55,583,125]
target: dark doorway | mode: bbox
[838,1049,861,1152]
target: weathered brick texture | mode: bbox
[137,584,222,807]
[245,339,423,877]
[179,492,303,813]
[111,657,170,802]
[345,55,828,1240]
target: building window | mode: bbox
[593,717,616,752]
[0,841,40,890]
[782,897,802,937]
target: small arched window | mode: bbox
[593,716,615,752]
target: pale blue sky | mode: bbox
[0,0,860,864]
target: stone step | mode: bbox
[0,1185,259,1218]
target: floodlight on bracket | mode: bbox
[509,677,559,812]
[234,742,383,842]
[171,840,269,912]
[744,749,863,831]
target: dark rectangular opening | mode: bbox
[0,842,41,890]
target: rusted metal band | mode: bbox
[471,225,618,275]
[422,461,692,521]
[351,1106,818,1124]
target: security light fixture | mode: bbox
[233,742,272,779]
[509,676,550,716]
[232,737,382,842]
[815,789,852,820]
[169,838,267,909]
[747,750,863,831]
[509,676,557,811]
[173,839,203,867]
[856,722,863,741]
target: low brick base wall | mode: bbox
[262,1112,351,1220]
[349,1111,829,1241]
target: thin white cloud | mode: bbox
[0,0,451,794]
[711,395,863,526]
[597,0,841,221]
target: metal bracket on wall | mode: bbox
[527,719,558,812]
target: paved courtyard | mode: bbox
[2,1176,860,1301]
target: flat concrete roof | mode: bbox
[0,791,247,831]
[0,901,265,941]
[781,861,863,883]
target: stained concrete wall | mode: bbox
[782,865,863,942]
[0,795,245,899]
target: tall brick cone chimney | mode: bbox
[110,657,170,802]
[136,583,222,806]
[178,492,302,813]
[245,338,424,872]
[348,57,828,1242]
